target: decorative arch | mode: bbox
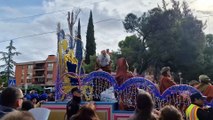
[82,71,117,101]
[116,77,161,110]
[82,71,117,87]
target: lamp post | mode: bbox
[178,72,183,84]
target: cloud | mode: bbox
[196,10,213,15]
[0,0,213,68]
[0,7,23,18]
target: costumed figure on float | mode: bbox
[96,50,112,73]
[159,66,176,94]
[55,22,82,101]
[196,74,213,102]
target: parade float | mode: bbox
[41,18,213,120]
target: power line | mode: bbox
[0,9,73,21]
[0,31,56,43]
[0,18,122,43]
[0,0,108,21]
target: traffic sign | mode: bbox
[8,79,16,86]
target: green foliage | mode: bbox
[27,85,44,94]
[0,40,21,81]
[118,35,145,72]
[83,55,96,73]
[122,0,206,81]
[85,10,96,64]
[0,73,7,87]
[110,51,122,71]
[203,34,213,78]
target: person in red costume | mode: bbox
[115,57,134,86]
[115,57,134,110]
[196,74,213,102]
[159,66,176,94]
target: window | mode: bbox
[38,78,45,83]
[47,63,53,71]
[27,71,32,76]
[21,79,24,83]
[48,74,52,78]
[28,65,33,69]
[47,72,53,78]
[48,63,53,67]
[27,73,32,79]
[47,71,53,74]
[47,78,52,82]
[27,79,31,83]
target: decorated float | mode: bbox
[41,22,213,120]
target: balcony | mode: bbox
[26,76,32,79]
[33,78,45,84]
[33,71,45,77]
[34,63,45,71]
[33,75,45,78]
[33,67,45,71]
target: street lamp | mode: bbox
[178,72,183,84]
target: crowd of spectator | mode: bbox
[0,86,212,120]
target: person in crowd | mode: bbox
[47,92,55,101]
[66,87,82,120]
[24,91,32,100]
[30,96,37,105]
[106,49,111,56]
[159,105,183,120]
[0,87,24,118]
[159,66,176,94]
[39,92,48,102]
[115,57,134,86]
[1,111,35,120]
[145,71,155,83]
[189,80,199,87]
[30,96,40,108]
[196,74,213,102]
[186,92,213,120]
[70,102,100,120]
[96,50,111,73]
[21,100,34,111]
[129,90,158,120]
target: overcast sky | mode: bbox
[0,0,213,66]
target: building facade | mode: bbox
[15,55,57,87]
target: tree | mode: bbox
[83,55,96,73]
[118,35,145,72]
[122,0,205,80]
[0,40,21,82]
[67,9,81,49]
[85,10,96,64]
[75,19,84,74]
[203,34,213,78]
[0,72,7,87]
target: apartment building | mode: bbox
[15,55,57,87]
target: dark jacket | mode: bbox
[0,105,15,118]
[197,107,213,120]
[66,98,80,120]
